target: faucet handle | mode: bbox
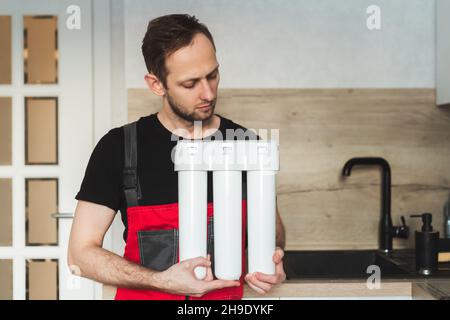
[401,216,407,227]
[392,215,410,239]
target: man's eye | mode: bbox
[183,83,195,89]
[208,73,218,79]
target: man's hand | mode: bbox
[244,247,286,295]
[158,254,240,297]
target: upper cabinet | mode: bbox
[437,0,450,107]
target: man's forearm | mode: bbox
[276,228,285,249]
[70,245,165,291]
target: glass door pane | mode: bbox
[0,179,13,246]
[26,179,58,246]
[0,260,13,300]
[26,260,58,300]
[25,97,58,165]
[0,16,12,84]
[23,16,58,84]
[0,97,12,165]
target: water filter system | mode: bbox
[174,140,280,280]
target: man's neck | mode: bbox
[157,106,220,139]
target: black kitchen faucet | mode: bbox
[342,157,409,252]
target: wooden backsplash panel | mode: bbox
[128,88,450,250]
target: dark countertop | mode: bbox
[383,249,450,279]
[244,249,450,299]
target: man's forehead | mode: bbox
[165,33,218,81]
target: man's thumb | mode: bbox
[188,256,211,268]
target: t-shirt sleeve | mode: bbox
[75,127,124,212]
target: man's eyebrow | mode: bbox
[178,65,220,84]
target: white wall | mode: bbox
[123,0,435,89]
[109,0,127,256]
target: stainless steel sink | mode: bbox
[284,250,411,279]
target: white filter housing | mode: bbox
[247,171,277,275]
[178,170,207,280]
[213,170,242,280]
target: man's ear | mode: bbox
[144,73,166,96]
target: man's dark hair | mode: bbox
[141,14,216,88]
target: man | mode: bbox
[68,14,286,300]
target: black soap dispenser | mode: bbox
[410,213,439,275]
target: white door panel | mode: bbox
[0,0,95,300]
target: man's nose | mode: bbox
[199,79,215,101]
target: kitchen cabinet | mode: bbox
[437,0,450,107]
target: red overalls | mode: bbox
[114,122,247,300]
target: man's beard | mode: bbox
[166,93,216,122]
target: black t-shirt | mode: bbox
[75,113,257,242]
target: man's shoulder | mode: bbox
[99,115,155,148]
[217,115,259,140]
[218,114,248,130]
[102,115,151,142]
[100,126,124,144]
[92,125,126,158]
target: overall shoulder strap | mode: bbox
[123,121,141,207]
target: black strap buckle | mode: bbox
[123,167,137,189]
